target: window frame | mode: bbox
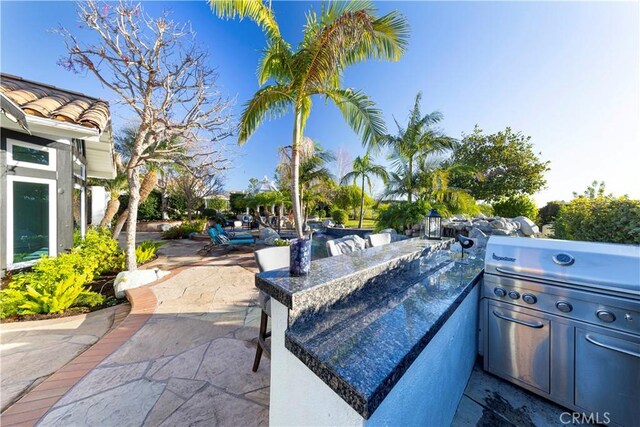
[6,138,56,171]
[6,175,58,270]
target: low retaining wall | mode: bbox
[324,227,374,238]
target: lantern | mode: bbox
[426,209,442,240]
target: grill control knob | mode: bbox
[508,291,520,300]
[556,301,573,313]
[596,310,616,323]
[522,294,537,304]
[494,288,507,298]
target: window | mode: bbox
[7,139,56,171]
[13,144,49,165]
[73,157,86,180]
[7,176,57,268]
[72,138,85,157]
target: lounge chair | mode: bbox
[199,228,255,254]
[214,223,252,239]
[253,246,290,372]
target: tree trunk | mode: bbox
[112,171,158,238]
[100,198,120,228]
[161,188,169,220]
[359,174,365,229]
[291,108,304,238]
[408,157,413,203]
[125,166,141,271]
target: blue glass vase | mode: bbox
[289,236,312,276]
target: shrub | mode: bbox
[0,288,26,319]
[162,225,186,239]
[478,203,494,217]
[75,228,121,276]
[376,201,431,232]
[492,195,538,220]
[274,239,291,246]
[72,291,105,308]
[553,196,640,244]
[537,201,563,226]
[138,191,162,220]
[162,220,207,239]
[317,209,326,219]
[331,209,348,225]
[136,240,163,264]
[1,227,120,318]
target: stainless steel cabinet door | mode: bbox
[487,304,551,393]
[575,329,640,427]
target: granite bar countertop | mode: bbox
[284,254,484,419]
[256,237,452,318]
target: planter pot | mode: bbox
[289,236,312,276]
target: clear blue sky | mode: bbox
[2,1,638,205]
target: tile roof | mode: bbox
[0,73,110,133]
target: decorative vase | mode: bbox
[289,235,312,276]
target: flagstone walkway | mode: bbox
[38,259,267,427]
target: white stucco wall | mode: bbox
[269,299,364,427]
[90,185,108,226]
[269,283,480,427]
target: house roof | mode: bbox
[0,73,110,133]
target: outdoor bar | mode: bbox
[256,238,484,425]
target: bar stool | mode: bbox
[252,246,290,372]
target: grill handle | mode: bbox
[585,334,640,359]
[492,310,544,329]
[495,267,542,281]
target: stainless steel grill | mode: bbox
[481,236,640,427]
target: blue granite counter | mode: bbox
[256,238,452,318]
[256,238,484,420]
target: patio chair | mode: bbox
[367,232,391,248]
[199,228,255,254]
[214,223,252,239]
[253,246,290,372]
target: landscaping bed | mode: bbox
[0,228,161,322]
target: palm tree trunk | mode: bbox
[112,171,158,238]
[291,107,304,238]
[100,197,120,228]
[359,174,365,228]
[408,157,413,203]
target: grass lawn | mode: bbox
[344,218,377,228]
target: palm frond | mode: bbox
[257,39,294,85]
[238,85,294,144]
[209,0,283,42]
[325,88,386,148]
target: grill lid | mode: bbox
[485,236,640,296]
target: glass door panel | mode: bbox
[12,181,50,263]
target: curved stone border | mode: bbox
[0,287,158,427]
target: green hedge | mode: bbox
[331,209,348,225]
[553,196,640,244]
[492,195,538,220]
[375,201,431,232]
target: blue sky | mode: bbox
[2,1,638,205]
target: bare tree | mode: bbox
[58,1,232,270]
[335,146,353,183]
[170,164,224,221]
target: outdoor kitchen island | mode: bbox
[256,238,484,426]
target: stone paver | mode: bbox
[37,259,269,426]
[0,305,127,411]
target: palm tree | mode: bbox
[277,139,336,227]
[341,154,388,228]
[209,0,409,237]
[382,92,455,203]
